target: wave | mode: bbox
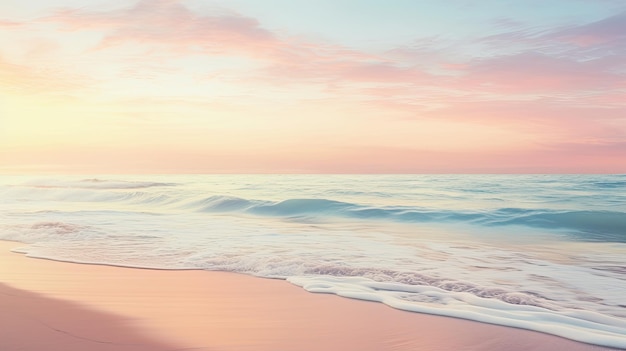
[192,196,626,241]
[3,175,625,349]
[586,180,626,189]
[288,275,626,350]
[0,221,102,243]
[299,265,553,308]
[21,178,176,190]
[193,195,261,212]
[4,178,625,241]
[251,198,355,216]
[484,209,626,241]
[8,236,626,349]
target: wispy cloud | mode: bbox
[43,0,278,57]
[0,19,22,28]
[0,55,92,95]
[456,52,625,94]
[1,0,624,173]
[548,11,626,47]
[17,0,623,99]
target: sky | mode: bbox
[0,0,625,174]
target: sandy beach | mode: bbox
[0,241,621,351]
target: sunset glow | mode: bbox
[1,0,625,173]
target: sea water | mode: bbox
[1,174,625,348]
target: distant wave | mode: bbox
[483,209,626,241]
[193,196,626,241]
[588,180,626,189]
[4,179,625,241]
[21,178,176,190]
[193,195,262,212]
[3,174,626,349]
[251,198,354,216]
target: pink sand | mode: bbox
[0,241,620,351]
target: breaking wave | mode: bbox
[192,196,626,241]
[3,179,625,240]
[2,174,626,349]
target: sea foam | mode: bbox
[1,174,625,348]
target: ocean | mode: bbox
[1,174,625,348]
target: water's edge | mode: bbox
[4,240,625,350]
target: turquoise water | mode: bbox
[1,175,625,348]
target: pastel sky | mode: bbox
[1,0,625,173]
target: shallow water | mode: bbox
[1,174,625,348]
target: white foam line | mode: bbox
[288,276,626,349]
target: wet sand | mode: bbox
[0,241,620,351]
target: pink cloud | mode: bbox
[430,99,625,136]
[380,12,626,98]
[0,55,91,94]
[44,0,278,58]
[354,96,626,158]
[0,20,22,28]
[456,52,625,94]
[2,1,623,174]
[12,2,626,98]
[35,0,436,90]
[339,63,428,83]
[480,11,626,49]
[583,91,626,106]
[476,12,626,88]
[549,11,626,47]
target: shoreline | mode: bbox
[0,241,622,351]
